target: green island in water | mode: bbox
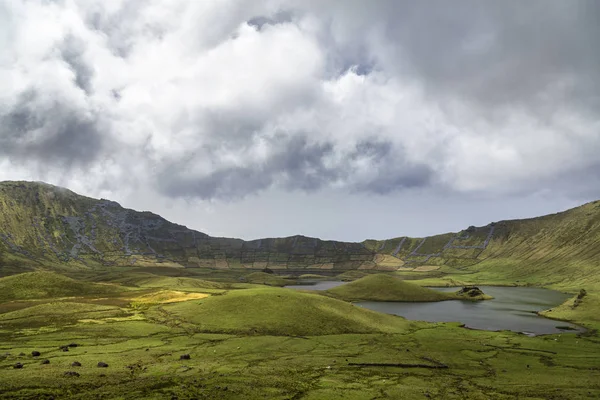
[1,181,600,399]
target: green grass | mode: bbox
[0,302,133,328]
[243,272,292,287]
[162,287,412,336]
[0,271,598,399]
[335,270,370,281]
[121,275,227,291]
[327,274,463,302]
[1,316,599,399]
[540,291,600,331]
[298,274,329,279]
[0,271,123,302]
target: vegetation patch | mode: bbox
[455,286,493,301]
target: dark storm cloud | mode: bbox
[0,89,105,167]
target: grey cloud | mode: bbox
[83,1,147,58]
[393,2,597,112]
[247,11,294,31]
[349,140,433,194]
[60,35,94,94]
[158,136,432,200]
[355,164,432,194]
[294,0,600,115]
[158,135,336,200]
[0,89,106,167]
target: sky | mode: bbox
[1,0,599,242]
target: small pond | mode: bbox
[284,281,583,335]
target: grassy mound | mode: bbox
[335,270,370,281]
[298,274,329,279]
[243,272,291,286]
[0,302,131,327]
[326,274,457,302]
[454,286,493,301]
[0,271,121,302]
[164,287,410,336]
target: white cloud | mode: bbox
[0,0,599,239]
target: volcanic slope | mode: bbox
[0,181,373,272]
[364,201,600,290]
[2,181,600,290]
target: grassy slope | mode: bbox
[122,275,227,291]
[1,310,599,399]
[366,200,600,292]
[540,292,600,331]
[326,274,458,302]
[0,302,132,328]
[0,271,122,302]
[163,287,411,336]
[0,270,597,398]
[469,210,600,290]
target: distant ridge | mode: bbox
[1,180,600,289]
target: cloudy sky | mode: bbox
[1,0,599,241]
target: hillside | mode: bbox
[0,302,130,328]
[362,201,600,290]
[0,271,122,302]
[1,181,600,290]
[162,287,411,336]
[0,181,373,272]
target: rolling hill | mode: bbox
[162,287,412,335]
[0,271,122,302]
[1,180,600,290]
[325,274,488,302]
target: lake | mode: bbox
[284,281,582,335]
